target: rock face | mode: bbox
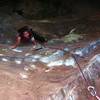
[0,0,100,45]
[0,38,100,100]
[0,1,100,99]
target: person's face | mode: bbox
[23,31,30,38]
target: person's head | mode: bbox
[18,26,32,33]
[18,26,32,38]
[23,31,30,38]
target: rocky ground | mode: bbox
[0,13,100,100]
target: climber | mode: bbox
[10,26,47,49]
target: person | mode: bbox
[11,26,47,49]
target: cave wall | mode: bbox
[0,0,100,19]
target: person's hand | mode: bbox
[30,45,37,51]
[33,45,36,49]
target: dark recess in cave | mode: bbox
[0,0,100,18]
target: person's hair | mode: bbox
[18,26,32,33]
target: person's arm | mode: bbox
[10,36,21,49]
[31,37,37,45]
[31,36,38,49]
